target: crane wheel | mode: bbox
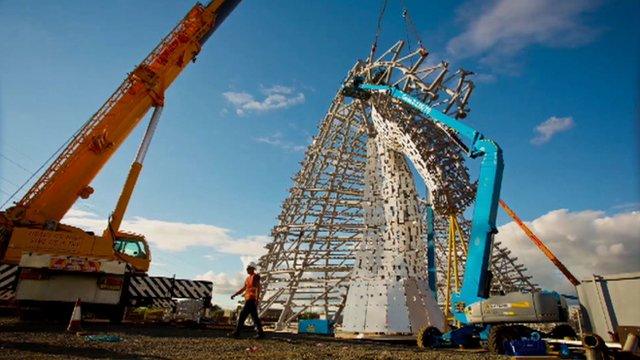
[548,324,577,340]
[108,304,126,324]
[417,326,442,349]
[488,325,518,354]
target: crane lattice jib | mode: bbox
[11,0,240,224]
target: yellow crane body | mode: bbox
[0,0,240,314]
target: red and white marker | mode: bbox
[67,298,82,332]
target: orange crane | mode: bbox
[0,0,241,319]
[499,199,580,286]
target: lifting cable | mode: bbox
[369,0,427,61]
[399,0,426,53]
[369,0,389,62]
[0,123,84,209]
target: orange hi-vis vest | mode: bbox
[244,273,259,301]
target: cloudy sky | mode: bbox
[1,0,638,308]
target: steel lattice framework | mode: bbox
[258,41,536,330]
[431,215,538,303]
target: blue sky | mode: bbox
[1,0,638,307]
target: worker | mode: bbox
[229,262,264,338]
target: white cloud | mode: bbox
[531,116,574,145]
[474,73,497,84]
[62,209,269,255]
[223,91,253,106]
[496,209,640,294]
[65,208,99,218]
[447,0,600,70]
[255,131,306,153]
[196,257,265,304]
[223,85,305,116]
[611,202,640,212]
[239,255,259,269]
[263,85,294,95]
[194,254,263,295]
[195,270,245,295]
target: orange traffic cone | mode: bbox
[67,298,82,332]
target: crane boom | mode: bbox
[346,82,571,343]
[6,0,240,225]
[0,1,239,319]
[499,199,580,286]
[345,79,504,324]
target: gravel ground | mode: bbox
[0,317,506,360]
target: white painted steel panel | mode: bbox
[16,273,122,304]
[341,126,442,335]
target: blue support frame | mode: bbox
[357,83,504,324]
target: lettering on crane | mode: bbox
[23,229,83,254]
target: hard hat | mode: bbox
[247,262,257,269]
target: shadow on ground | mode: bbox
[2,341,168,360]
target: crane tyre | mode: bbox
[488,325,518,354]
[549,324,577,339]
[417,326,442,349]
[108,304,126,324]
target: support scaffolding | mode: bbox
[257,41,537,331]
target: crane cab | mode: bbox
[113,232,150,273]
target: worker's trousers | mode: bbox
[235,299,263,334]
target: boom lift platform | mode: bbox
[343,77,573,354]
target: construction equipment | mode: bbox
[0,0,240,320]
[342,78,570,353]
[576,272,640,343]
[498,199,580,286]
[257,42,539,332]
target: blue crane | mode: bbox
[342,78,569,353]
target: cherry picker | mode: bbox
[343,77,572,354]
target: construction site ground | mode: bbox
[0,316,506,360]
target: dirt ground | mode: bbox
[0,317,508,360]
